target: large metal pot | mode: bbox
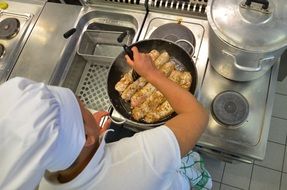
[207,0,287,81]
[107,39,197,130]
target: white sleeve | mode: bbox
[135,125,181,179]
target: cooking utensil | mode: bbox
[117,31,139,80]
[63,28,76,39]
[107,39,197,130]
[207,0,287,81]
[87,108,109,128]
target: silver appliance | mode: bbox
[0,1,45,83]
[140,0,280,163]
[206,0,287,81]
[131,0,280,163]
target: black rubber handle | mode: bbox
[245,0,269,9]
[123,44,134,60]
[63,28,76,39]
[117,31,133,60]
[117,31,128,43]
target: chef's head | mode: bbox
[52,99,111,183]
[0,77,111,175]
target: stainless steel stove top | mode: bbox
[139,5,279,162]
[139,13,209,97]
[0,1,45,84]
[197,61,278,162]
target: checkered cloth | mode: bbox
[179,151,212,190]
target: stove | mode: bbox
[0,1,45,84]
[137,0,279,162]
[40,0,279,163]
[0,18,20,39]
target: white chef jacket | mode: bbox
[39,126,190,190]
[0,77,85,190]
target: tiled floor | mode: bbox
[203,73,287,190]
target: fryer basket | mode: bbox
[77,30,131,62]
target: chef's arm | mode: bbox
[145,67,208,157]
[125,47,208,157]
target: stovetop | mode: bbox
[139,13,209,98]
[197,61,277,161]
[200,62,271,147]
[0,1,44,84]
[138,5,279,162]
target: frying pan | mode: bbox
[107,39,198,130]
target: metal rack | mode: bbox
[147,0,208,18]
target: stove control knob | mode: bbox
[0,2,8,10]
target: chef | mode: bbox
[0,47,212,190]
[39,47,212,189]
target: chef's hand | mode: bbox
[125,46,157,79]
[93,111,111,135]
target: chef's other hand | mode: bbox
[93,111,111,135]
[125,46,157,79]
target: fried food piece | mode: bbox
[144,101,173,123]
[132,91,165,121]
[115,50,160,94]
[149,49,160,61]
[179,72,192,90]
[143,71,192,123]
[160,61,176,77]
[121,77,147,101]
[168,70,182,84]
[130,61,175,108]
[154,51,170,69]
[115,70,133,93]
[120,52,171,101]
[132,70,182,121]
[130,83,156,109]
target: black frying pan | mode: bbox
[107,39,198,129]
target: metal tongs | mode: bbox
[117,31,140,81]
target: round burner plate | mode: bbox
[212,91,249,126]
[0,18,20,39]
[149,23,196,54]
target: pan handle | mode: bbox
[108,106,127,125]
[175,39,195,57]
[122,44,134,60]
[117,31,134,60]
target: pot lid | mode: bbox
[207,0,287,52]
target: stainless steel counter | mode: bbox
[10,3,82,83]
[0,0,46,83]
[196,60,279,162]
[136,6,280,162]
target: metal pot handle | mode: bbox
[108,106,127,125]
[244,0,269,10]
[222,50,274,72]
[175,39,195,56]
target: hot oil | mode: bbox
[170,57,187,71]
